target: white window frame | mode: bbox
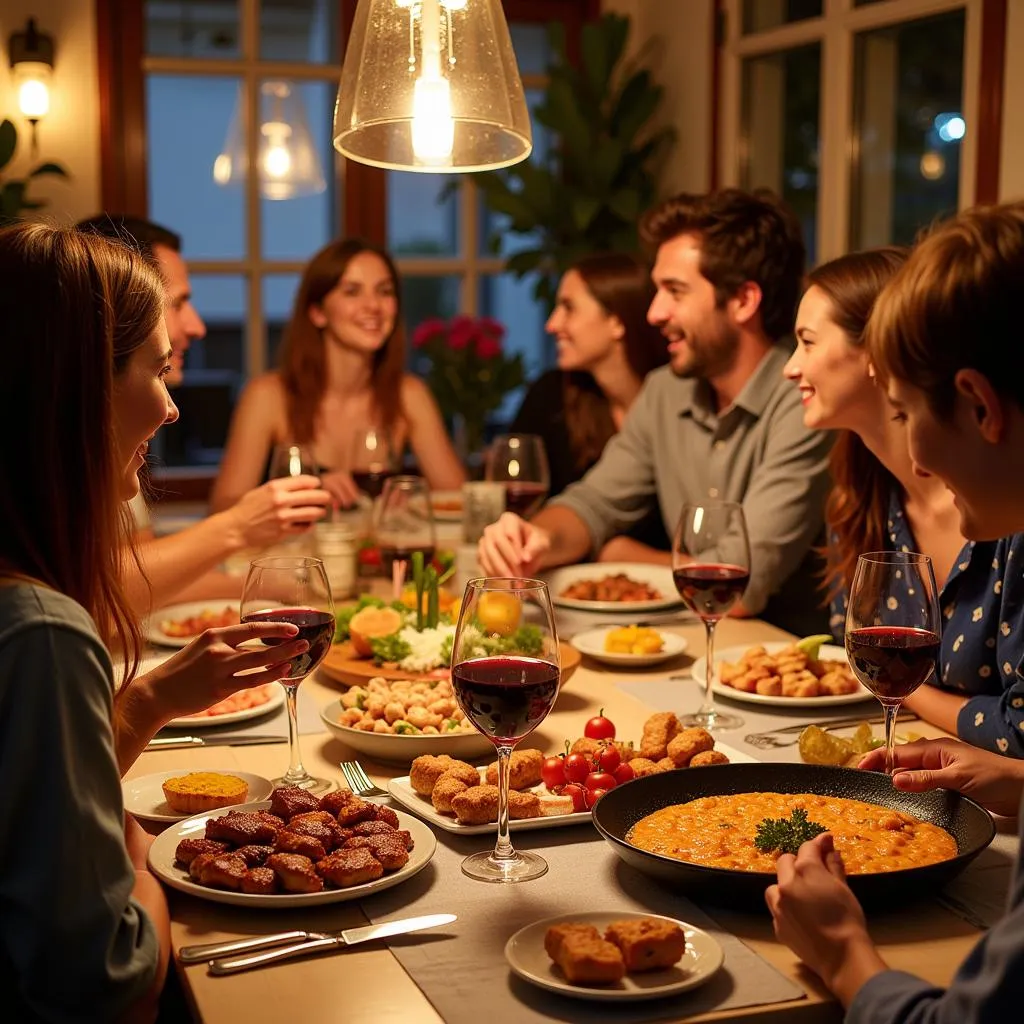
[717,0,982,263]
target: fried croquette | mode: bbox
[639,711,681,760]
[604,918,687,972]
[627,757,665,778]
[689,749,729,767]
[552,932,626,985]
[431,774,469,813]
[485,748,543,789]
[508,789,542,819]
[450,784,500,825]
[544,923,602,961]
[409,754,461,796]
[666,727,714,767]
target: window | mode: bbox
[718,0,1001,264]
[97,0,599,475]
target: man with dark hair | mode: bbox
[76,213,331,614]
[76,215,203,387]
[479,188,833,636]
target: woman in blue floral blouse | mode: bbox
[784,248,1024,757]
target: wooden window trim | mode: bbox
[975,0,1006,203]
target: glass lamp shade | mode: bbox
[14,61,51,119]
[334,0,532,173]
[214,81,327,200]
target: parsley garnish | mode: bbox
[754,807,827,856]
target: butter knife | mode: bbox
[146,734,287,750]
[197,914,456,975]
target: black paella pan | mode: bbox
[591,762,996,910]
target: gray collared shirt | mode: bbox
[550,345,835,631]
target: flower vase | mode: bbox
[453,413,487,479]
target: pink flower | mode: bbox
[412,318,446,348]
[447,315,476,351]
[476,335,502,359]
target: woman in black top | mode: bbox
[511,252,669,548]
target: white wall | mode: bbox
[998,0,1024,201]
[0,0,100,224]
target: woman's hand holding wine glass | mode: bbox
[845,552,941,776]
[451,578,561,883]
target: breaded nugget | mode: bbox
[287,817,344,851]
[343,834,410,871]
[334,796,378,827]
[317,847,384,887]
[450,784,500,825]
[198,854,248,891]
[508,789,542,819]
[174,837,228,867]
[569,737,603,760]
[666,727,714,767]
[755,675,782,696]
[205,810,280,845]
[553,933,626,985]
[438,760,481,788]
[288,810,338,827]
[819,668,859,695]
[240,866,277,895]
[485,748,543,789]
[605,918,687,971]
[232,844,275,867]
[781,675,820,698]
[266,853,323,893]
[639,712,681,760]
[273,829,326,861]
[409,754,458,796]
[269,785,320,819]
[431,774,469,813]
[690,749,729,767]
[627,757,663,778]
[188,852,218,882]
[318,789,363,816]
[544,923,601,960]
[655,757,677,772]
[372,804,401,828]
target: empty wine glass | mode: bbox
[451,578,561,882]
[350,427,395,500]
[269,442,317,480]
[485,434,550,518]
[673,501,751,731]
[241,555,335,793]
[845,551,941,775]
[375,475,436,578]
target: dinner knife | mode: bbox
[197,914,457,975]
[145,733,287,750]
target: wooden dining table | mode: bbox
[128,612,999,1024]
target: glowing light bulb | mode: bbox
[264,142,292,178]
[213,154,232,184]
[412,76,454,163]
[15,62,51,118]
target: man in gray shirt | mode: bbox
[478,188,833,636]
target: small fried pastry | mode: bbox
[240,866,277,895]
[639,712,681,760]
[604,918,687,972]
[317,847,384,887]
[690,749,730,767]
[266,853,323,893]
[552,932,626,985]
[174,837,228,867]
[273,829,327,861]
[450,784,500,825]
[484,748,543,789]
[269,785,320,819]
[666,727,714,767]
[431,775,469,813]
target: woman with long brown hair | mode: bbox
[211,238,465,511]
[784,247,1024,753]
[511,252,669,548]
[0,224,310,1021]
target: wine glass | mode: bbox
[845,551,940,775]
[451,578,561,882]
[375,475,436,578]
[241,555,336,793]
[673,501,751,731]
[269,442,317,480]
[350,427,395,500]
[485,434,550,518]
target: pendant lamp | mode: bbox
[333,0,532,173]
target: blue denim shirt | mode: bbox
[832,490,1024,758]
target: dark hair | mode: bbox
[75,214,182,262]
[561,252,667,469]
[279,238,405,444]
[806,248,910,601]
[868,201,1024,418]
[639,187,806,342]
[0,223,165,682]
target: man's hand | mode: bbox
[478,512,552,576]
[225,475,331,548]
[859,737,1024,817]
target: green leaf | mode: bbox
[0,120,17,172]
[1,180,27,217]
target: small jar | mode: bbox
[315,522,358,599]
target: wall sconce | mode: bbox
[334,0,532,173]
[8,18,55,154]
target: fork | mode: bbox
[340,760,390,799]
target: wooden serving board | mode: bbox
[318,641,582,689]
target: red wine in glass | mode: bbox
[672,563,750,621]
[451,656,560,744]
[503,482,548,518]
[846,626,939,700]
[352,467,392,500]
[379,545,435,576]
[240,606,335,681]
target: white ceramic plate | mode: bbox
[505,911,724,1002]
[123,770,273,824]
[691,641,875,707]
[387,742,756,835]
[145,601,241,648]
[543,563,683,613]
[320,699,494,762]
[570,628,689,667]
[430,489,463,522]
[147,801,436,908]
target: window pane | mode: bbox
[478,89,549,257]
[740,45,820,265]
[261,80,337,259]
[387,174,459,257]
[156,275,246,468]
[261,0,339,62]
[743,0,821,34]
[850,10,965,249]
[265,273,301,367]
[509,23,550,75]
[478,273,549,424]
[147,75,246,260]
[145,0,241,59]
[402,275,461,339]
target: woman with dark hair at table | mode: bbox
[511,252,670,550]
[0,223,310,1022]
